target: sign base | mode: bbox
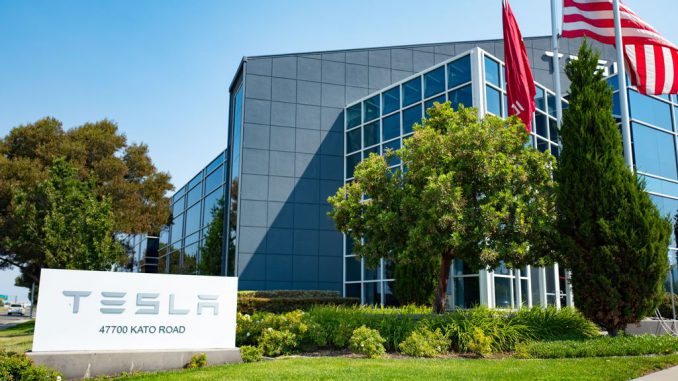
[27,348,242,379]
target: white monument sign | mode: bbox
[32,269,238,352]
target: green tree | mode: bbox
[199,197,225,276]
[392,258,437,306]
[555,42,671,336]
[0,118,173,287]
[328,103,557,313]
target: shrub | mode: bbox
[398,328,449,357]
[185,353,207,369]
[348,326,386,358]
[240,345,263,363]
[467,328,492,357]
[238,290,358,314]
[511,307,599,340]
[236,310,310,348]
[258,329,297,357]
[658,292,678,319]
[522,335,678,358]
[0,351,61,381]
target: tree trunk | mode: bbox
[608,327,618,337]
[433,252,453,314]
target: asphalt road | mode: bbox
[0,310,33,329]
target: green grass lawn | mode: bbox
[0,320,34,353]
[120,355,678,381]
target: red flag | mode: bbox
[503,0,536,131]
[562,0,678,95]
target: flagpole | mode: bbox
[613,0,634,168]
[550,0,563,131]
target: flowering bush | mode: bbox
[348,326,386,358]
[240,345,263,363]
[258,329,297,357]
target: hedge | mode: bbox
[237,290,359,314]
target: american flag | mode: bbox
[562,0,678,95]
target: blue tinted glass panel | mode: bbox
[347,103,361,128]
[346,153,361,179]
[550,144,560,157]
[613,92,621,115]
[650,195,678,220]
[189,173,203,189]
[549,119,560,143]
[382,113,400,141]
[364,263,379,281]
[402,77,422,107]
[535,113,548,139]
[607,76,619,91]
[535,87,545,111]
[537,138,549,153]
[403,104,422,135]
[425,94,446,116]
[448,55,472,89]
[364,95,380,122]
[202,187,223,226]
[204,165,224,193]
[486,86,501,116]
[187,184,202,206]
[630,91,673,131]
[185,203,201,235]
[484,56,500,87]
[346,128,361,153]
[173,187,186,203]
[170,213,184,244]
[363,121,380,147]
[382,87,400,115]
[172,198,185,217]
[547,93,557,116]
[633,123,678,179]
[448,85,472,110]
[205,153,224,174]
[424,66,445,98]
[363,145,379,158]
[383,139,401,166]
[641,175,678,197]
[345,257,361,281]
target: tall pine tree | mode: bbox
[555,41,671,335]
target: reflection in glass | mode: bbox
[403,104,422,135]
[494,277,512,308]
[383,87,400,115]
[227,84,244,277]
[384,281,399,306]
[486,86,502,116]
[448,55,472,89]
[383,139,401,166]
[632,123,678,179]
[204,165,224,193]
[363,282,382,305]
[535,86,545,111]
[630,90,672,130]
[535,113,549,139]
[345,283,361,299]
[454,277,480,308]
[347,103,361,129]
[346,128,361,153]
[424,66,445,98]
[363,121,380,147]
[170,213,184,244]
[383,113,400,141]
[346,153,361,179]
[448,85,472,110]
[185,203,201,236]
[364,95,380,122]
[403,77,422,107]
[425,95,446,116]
[484,56,500,87]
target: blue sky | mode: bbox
[1,0,677,296]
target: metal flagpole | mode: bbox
[550,0,563,130]
[613,0,634,168]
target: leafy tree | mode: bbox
[0,117,173,287]
[555,42,671,336]
[328,103,557,313]
[199,197,225,276]
[392,258,437,306]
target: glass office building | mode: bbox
[343,48,570,308]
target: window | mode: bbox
[173,187,186,203]
[425,94,446,116]
[172,197,185,217]
[346,128,361,153]
[183,243,199,274]
[424,66,445,98]
[448,55,472,89]
[494,276,512,308]
[382,113,400,141]
[227,84,244,277]
[630,91,673,130]
[448,85,472,110]
[402,77,422,107]
[188,173,203,190]
[382,87,400,115]
[202,187,223,226]
[347,103,362,128]
[346,152,361,179]
[345,256,361,281]
[535,86,545,112]
[632,122,678,179]
[486,86,502,116]
[403,104,422,135]
[363,145,379,158]
[170,213,184,244]
[345,283,360,298]
[204,165,224,193]
[549,118,559,143]
[364,95,380,122]
[185,203,201,236]
[535,113,549,139]
[205,153,224,174]
[383,139,401,166]
[537,137,549,153]
[454,277,480,308]
[363,121,380,147]
[363,282,382,305]
[485,56,500,87]
[187,184,202,206]
[547,93,557,117]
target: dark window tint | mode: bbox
[535,86,545,111]
[346,153,361,179]
[402,77,422,107]
[382,113,400,141]
[346,128,361,153]
[347,103,361,128]
[345,256,361,281]
[345,283,361,298]
[403,104,422,135]
[547,93,557,116]
[454,276,480,308]
[448,55,472,89]
[363,145,379,158]
[484,56,500,87]
[364,95,380,122]
[537,138,549,153]
[363,121,380,147]
[204,165,224,193]
[630,91,673,130]
[382,87,400,115]
[424,66,445,98]
[383,139,401,166]
[632,122,678,179]
[549,119,559,143]
[535,113,549,139]
[425,94,446,116]
[486,85,501,116]
[448,85,472,110]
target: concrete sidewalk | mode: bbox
[634,365,678,380]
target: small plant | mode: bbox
[185,353,208,369]
[240,345,263,363]
[258,329,297,357]
[0,351,62,380]
[467,328,492,357]
[398,328,449,357]
[513,342,532,359]
[348,326,386,359]
[511,307,599,340]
